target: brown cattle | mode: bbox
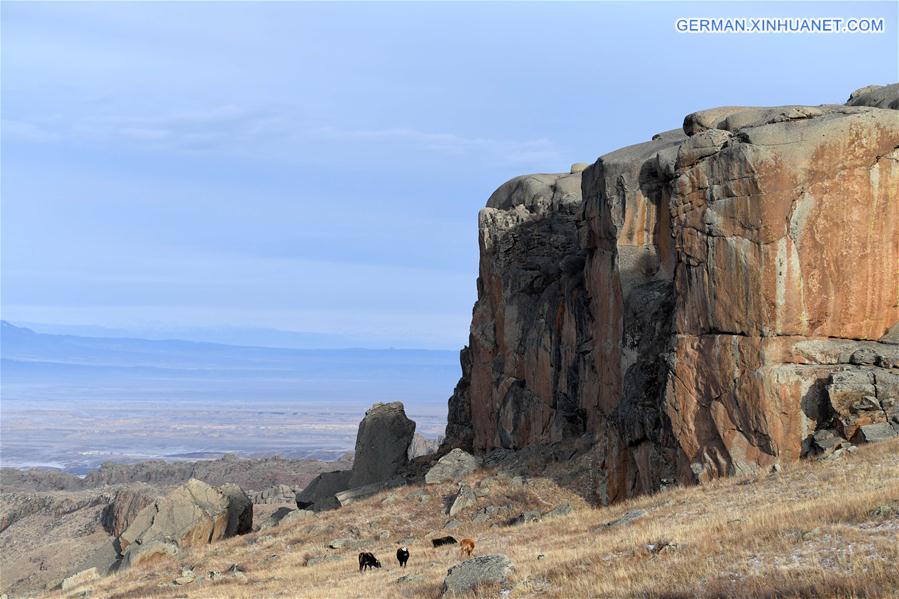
[459,538,475,558]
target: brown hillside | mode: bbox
[54,438,899,599]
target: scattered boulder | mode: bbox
[825,371,883,439]
[810,428,849,456]
[348,402,416,489]
[294,402,418,512]
[408,433,442,460]
[441,554,514,596]
[447,484,477,517]
[602,509,647,529]
[120,539,179,569]
[508,510,541,526]
[101,485,158,538]
[426,449,481,485]
[335,478,404,507]
[228,564,248,583]
[295,470,351,512]
[174,568,196,585]
[645,540,679,554]
[117,479,250,569]
[60,567,99,591]
[220,484,253,536]
[471,505,507,524]
[405,489,432,504]
[303,554,336,567]
[543,503,572,520]
[852,422,899,444]
[248,484,296,505]
[821,367,899,446]
[257,507,314,531]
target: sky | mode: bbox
[2,1,897,349]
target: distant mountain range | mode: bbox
[12,321,390,350]
[1,320,457,471]
[0,320,460,382]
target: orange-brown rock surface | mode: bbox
[444,86,899,503]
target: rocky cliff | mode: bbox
[444,84,899,504]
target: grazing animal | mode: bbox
[460,538,475,558]
[396,546,409,568]
[358,552,382,572]
[431,536,458,548]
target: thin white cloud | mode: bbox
[316,125,561,164]
[4,105,286,152]
[1,118,61,143]
[3,106,561,165]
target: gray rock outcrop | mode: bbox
[295,402,418,511]
[0,454,354,494]
[408,433,442,460]
[347,402,416,488]
[441,554,514,596]
[248,484,296,505]
[295,470,351,512]
[117,479,250,568]
[335,478,405,507]
[846,83,899,109]
[447,483,477,516]
[101,485,158,538]
[220,483,253,537]
[256,507,315,531]
[426,449,481,484]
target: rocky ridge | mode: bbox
[443,84,899,503]
[0,453,353,494]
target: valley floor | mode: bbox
[51,439,898,599]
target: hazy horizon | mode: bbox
[5,319,452,351]
[1,321,456,471]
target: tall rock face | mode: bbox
[347,401,415,488]
[444,86,899,504]
[459,170,591,450]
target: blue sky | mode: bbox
[2,1,896,349]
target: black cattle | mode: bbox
[431,536,458,548]
[396,546,409,568]
[358,552,382,572]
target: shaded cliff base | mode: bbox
[53,437,899,599]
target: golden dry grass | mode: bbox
[57,439,899,599]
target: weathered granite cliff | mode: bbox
[444,85,899,504]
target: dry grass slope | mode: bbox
[55,439,898,599]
